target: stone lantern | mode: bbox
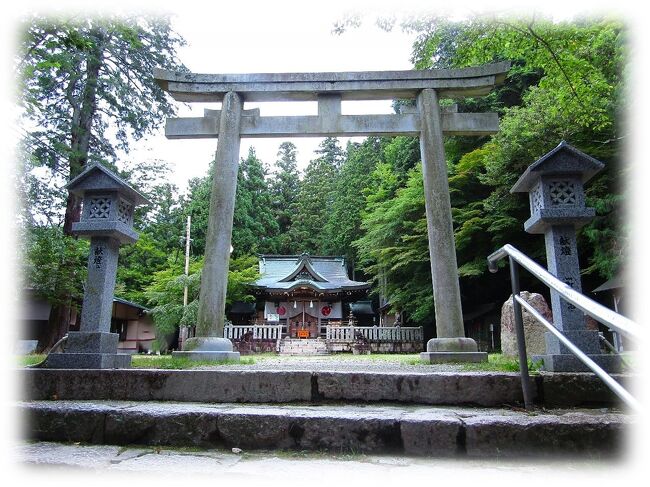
[511,141,619,372]
[46,163,149,369]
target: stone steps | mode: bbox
[279,338,329,356]
[19,369,634,458]
[20,369,628,408]
[19,400,630,458]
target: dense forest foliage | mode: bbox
[18,13,626,348]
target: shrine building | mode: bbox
[249,253,371,338]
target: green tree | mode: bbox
[269,142,301,254]
[232,147,278,256]
[314,136,345,170]
[289,138,344,254]
[322,138,383,266]
[351,14,626,328]
[144,255,260,346]
[406,14,626,280]
[181,170,213,258]
[116,232,170,305]
[354,162,434,324]
[18,15,187,349]
[20,226,89,351]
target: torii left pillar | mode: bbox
[172,91,241,361]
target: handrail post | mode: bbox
[509,256,534,409]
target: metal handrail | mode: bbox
[487,244,641,412]
[488,244,641,339]
[515,295,641,411]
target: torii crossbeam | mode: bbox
[154,62,510,363]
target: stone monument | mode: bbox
[511,141,620,372]
[46,163,149,369]
[500,291,551,358]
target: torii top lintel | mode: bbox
[153,62,510,103]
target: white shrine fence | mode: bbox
[223,323,424,354]
[325,325,423,343]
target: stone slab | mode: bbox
[21,369,313,403]
[538,371,628,408]
[19,369,630,408]
[314,371,526,406]
[420,352,488,363]
[425,337,479,352]
[165,112,500,139]
[45,352,131,369]
[523,209,596,234]
[172,351,241,361]
[65,331,119,354]
[16,441,634,479]
[534,353,622,373]
[154,62,511,102]
[18,400,630,457]
[544,330,601,355]
[400,414,463,456]
[463,411,629,458]
[71,220,138,244]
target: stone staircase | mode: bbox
[18,368,634,458]
[278,338,329,355]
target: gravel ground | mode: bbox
[189,355,493,373]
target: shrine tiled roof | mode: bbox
[252,254,369,293]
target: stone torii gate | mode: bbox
[154,62,510,362]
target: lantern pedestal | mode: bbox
[172,337,240,361]
[46,331,132,369]
[420,337,487,363]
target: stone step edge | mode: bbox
[19,400,630,458]
[20,369,629,408]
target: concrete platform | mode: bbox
[18,400,631,458]
[420,352,488,363]
[171,351,240,361]
[19,368,629,408]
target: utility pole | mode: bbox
[178,215,191,350]
[183,215,191,307]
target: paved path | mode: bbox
[13,441,631,486]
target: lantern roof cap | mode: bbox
[65,163,150,206]
[511,141,605,193]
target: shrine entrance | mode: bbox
[154,62,510,362]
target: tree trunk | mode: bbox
[37,299,74,353]
[38,30,105,352]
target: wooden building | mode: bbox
[249,253,370,338]
[18,290,155,354]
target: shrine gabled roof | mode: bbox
[252,254,370,293]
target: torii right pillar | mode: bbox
[419,88,487,364]
[511,141,620,372]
